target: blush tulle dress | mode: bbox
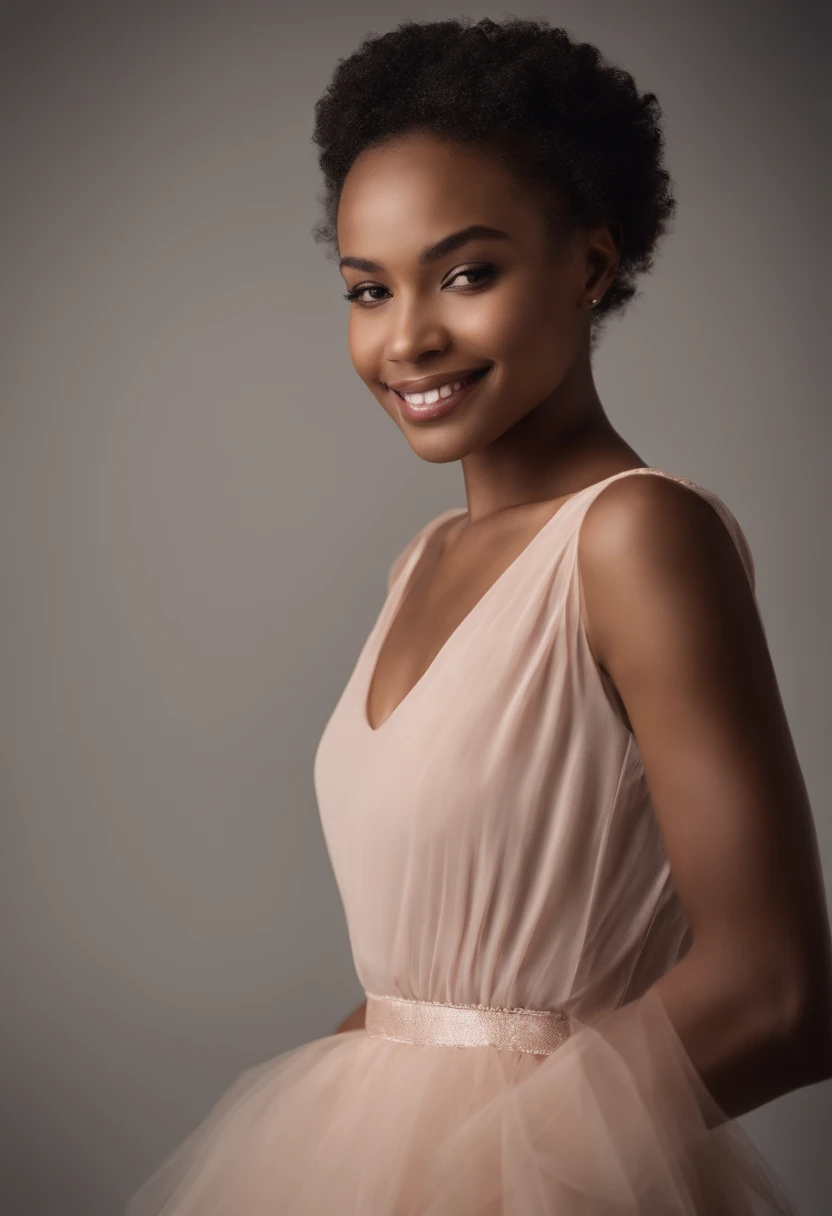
[126,468,800,1215]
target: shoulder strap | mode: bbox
[385,508,466,594]
[566,469,758,734]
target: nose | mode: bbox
[384,295,450,366]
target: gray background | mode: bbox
[1,1,828,1212]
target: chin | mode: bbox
[401,422,485,466]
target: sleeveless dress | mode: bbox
[126,468,800,1215]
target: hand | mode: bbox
[335,999,367,1034]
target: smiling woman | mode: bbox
[127,14,831,1216]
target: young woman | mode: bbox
[128,16,832,1215]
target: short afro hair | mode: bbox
[311,16,677,337]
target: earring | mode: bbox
[590,298,599,307]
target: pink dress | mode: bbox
[127,468,799,1214]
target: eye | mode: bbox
[342,263,499,306]
[444,264,498,289]
[342,284,389,305]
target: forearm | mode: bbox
[335,998,367,1034]
[651,941,832,1125]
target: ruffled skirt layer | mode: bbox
[126,988,798,1215]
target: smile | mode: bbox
[398,368,486,405]
[391,367,491,423]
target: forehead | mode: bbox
[337,134,548,259]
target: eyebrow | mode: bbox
[338,224,512,273]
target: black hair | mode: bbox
[311,16,676,338]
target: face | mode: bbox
[336,132,617,465]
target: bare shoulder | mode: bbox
[578,470,738,574]
[576,471,754,672]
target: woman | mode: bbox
[127,16,832,1214]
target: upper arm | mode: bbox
[577,475,832,1031]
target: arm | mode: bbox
[335,998,367,1034]
[578,475,832,1120]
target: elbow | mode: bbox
[691,931,832,1088]
[775,972,832,1083]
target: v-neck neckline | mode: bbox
[363,469,656,734]
[363,507,468,733]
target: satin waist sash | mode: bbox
[364,992,572,1055]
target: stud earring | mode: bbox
[590,298,599,307]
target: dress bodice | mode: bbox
[313,469,756,1021]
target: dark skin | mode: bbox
[331,132,832,1116]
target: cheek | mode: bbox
[476,277,579,420]
[347,318,381,382]
[347,324,399,421]
[484,273,573,361]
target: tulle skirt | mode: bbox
[126,987,798,1215]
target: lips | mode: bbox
[392,367,489,400]
[392,364,491,423]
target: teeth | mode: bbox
[402,378,464,405]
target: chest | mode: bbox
[365,568,472,733]
[365,502,572,733]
